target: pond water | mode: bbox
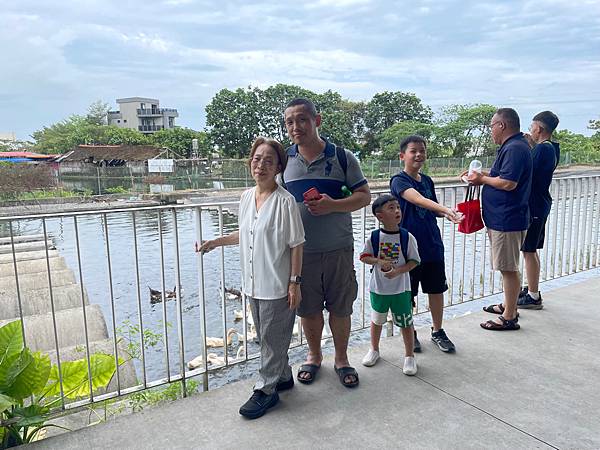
[4,176,599,390]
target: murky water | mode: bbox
[4,177,600,389]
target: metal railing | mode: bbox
[0,174,599,413]
[138,125,164,132]
[137,108,178,116]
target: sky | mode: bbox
[2,0,600,141]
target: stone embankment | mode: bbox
[0,233,137,391]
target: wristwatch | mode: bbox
[289,275,302,284]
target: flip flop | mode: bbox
[297,364,321,384]
[334,366,359,388]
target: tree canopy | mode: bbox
[29,94,600,164]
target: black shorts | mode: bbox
[409,261,448,298]
[521,217,547,252]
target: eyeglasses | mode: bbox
[251,157,275,168]
[490,121,503,129]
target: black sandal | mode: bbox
[334,366,359,388]
[297,364,321,384]
[483,304,505,314]
[480,315,520,331]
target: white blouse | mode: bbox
[239,185,305,300]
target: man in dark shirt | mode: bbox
[465,108,532,331]
[518,111,560,309]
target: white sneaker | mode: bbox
[362,349,380,367]
[403,356,417,376]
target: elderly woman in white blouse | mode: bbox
[199,137,305,420]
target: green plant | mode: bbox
[104,186,129,194]
[127,380,200,412]
[0,320,120,448]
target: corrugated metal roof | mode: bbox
[57,145,163,162]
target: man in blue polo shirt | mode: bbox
[283,98,371,388]
[466,108,532,331]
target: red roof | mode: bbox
[0,151,59,159]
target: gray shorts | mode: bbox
[297,246,358,318]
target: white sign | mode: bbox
[148,159,174,173]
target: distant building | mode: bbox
[0,132,17,141]
[107,97,178,134]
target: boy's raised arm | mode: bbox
[401,188,462,223]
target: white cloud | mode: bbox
[1,0,599,138]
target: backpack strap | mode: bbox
[370,229,381,258]
[335,145,348,176]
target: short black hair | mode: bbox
[399,135,427,154]
[285,98,318,117]
[496,108,520,131]
[372,194,397,216]
[533,111,559,133]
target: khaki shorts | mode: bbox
[298,247,358,318]
[487,229,527,272]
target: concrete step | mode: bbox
[0,249,59,264]
[0,304,109,353]
[0,241,56,255]
[0,256,67,277]
[0,234,47,245]
[0,269,76,291]
[0,283,89,320]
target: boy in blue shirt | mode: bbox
[390,135,463,352]
[360,195,421,375]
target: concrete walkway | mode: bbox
[31,277,600,449]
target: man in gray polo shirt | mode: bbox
[283,98,371,388]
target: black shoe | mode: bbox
[519,286,529,298]
[413,330,421,353]
[517,292,543,310]
[431,328,455,353]
[239,390,279,419]
[276,377,294,392]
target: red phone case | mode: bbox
[303,187,321,201]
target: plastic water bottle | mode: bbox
[468,159,482,176]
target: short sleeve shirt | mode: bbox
[239,185,305,299]
[529,141,560,219]
[283,138,368,253]
[390,172,444,263]
[481,133,533,231]
[360,229,420,295]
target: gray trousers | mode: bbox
[248,296,296,395]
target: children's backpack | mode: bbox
[370,226,410,271]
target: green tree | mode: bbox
[554,129,599,163]
[205,87,262,158]
[32,116,150,154]
[365,91,433,137]
[86,100,110,126]
[436,104,496,156]
[378,121,442,160]
[152,127,211,158]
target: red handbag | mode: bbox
[457,185,484,234]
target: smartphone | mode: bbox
[303,187,322,201]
